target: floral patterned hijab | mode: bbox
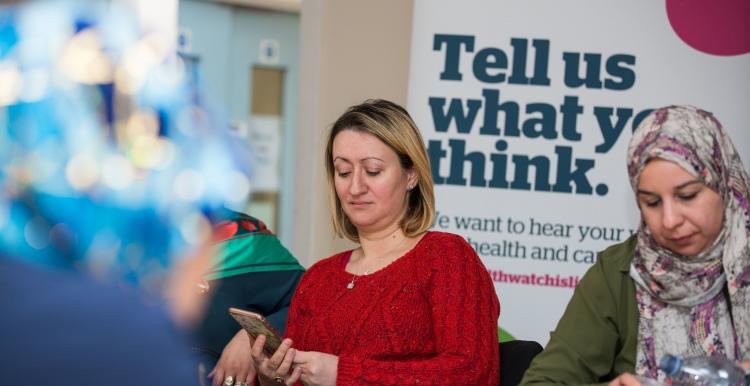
[626,105,750,380]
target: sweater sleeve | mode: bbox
[283,268,309,346]
[519,250,630,386]
[336,235,501,386]
[281,268,313,386]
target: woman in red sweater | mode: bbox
[250,99,501,386]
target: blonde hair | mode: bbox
[325,99,435,243]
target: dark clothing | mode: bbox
[0,257,198,386]
[193,269,304,359]
[193,210,304,365]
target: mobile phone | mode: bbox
[228,307,283,356]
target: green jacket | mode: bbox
[520,235,639,386]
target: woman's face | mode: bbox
[637,159,724,256]
[331,129,416,235]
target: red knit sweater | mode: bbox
[285,231,500,385]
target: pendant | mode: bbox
[347,281,355,289]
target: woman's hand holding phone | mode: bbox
[250,335,302,386]
[228,308,283,357]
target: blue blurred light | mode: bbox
[0,1,253,291]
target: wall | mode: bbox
[294,0,415,266]
[178,0,300,247]
[178,1,233,104]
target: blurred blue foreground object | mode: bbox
[0,257,199,385]
[0,2,252,385]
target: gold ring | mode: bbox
[224,375,234,386]
[273,376,286,384]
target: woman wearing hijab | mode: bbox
[520,105,750,386]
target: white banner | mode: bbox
[407,0,750,344]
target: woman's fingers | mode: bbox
[250,334,266,365]
[245,363,258,386]
[275,348,296,378]
[250,335,297,383]
[266,338,293,370]
[236,365,249,386]
[286,366,302,386]
[291,350,310,365]
[237,357,256,385]
[234,355,252,386]
[210,368,225,386]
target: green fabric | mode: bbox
[520,235,639,386]
[203,233,304,281]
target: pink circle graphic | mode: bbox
[666,0,750,56]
